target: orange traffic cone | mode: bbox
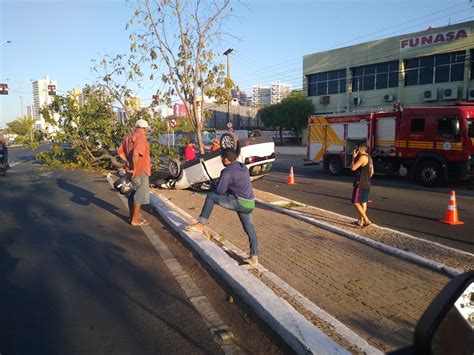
[287,164,296,185]
[440,191,464,225]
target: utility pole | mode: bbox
[20,96,24,117]
[224,48,233,130]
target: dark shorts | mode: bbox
[352,186,370,204]
[129,173,150,205]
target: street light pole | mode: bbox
[223,48,233,130]
[20,96,24,117]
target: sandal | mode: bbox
[360,221,372,228]
[185,224,205,233]
[131,219,149,226]
[353,221,364,227]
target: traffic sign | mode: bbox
[227,122,233,128]
[169,118,177,127]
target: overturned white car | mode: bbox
[163,132,275,190]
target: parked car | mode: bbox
[162,131,275,190]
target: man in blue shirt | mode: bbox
[186,149,259,265]
[0,134,9,170]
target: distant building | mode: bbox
[239,91,248,106]
[252,85,271,106]
[115,107,127,124]
[271,82,292,104]
[231,89,248,106]
[158,105,174,118]
[252,82,292,107]
[26,105,34,118]
[32,75,58,132]
[173,103,188,117]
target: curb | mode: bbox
[256,199,464,277]
[150,192,350,355]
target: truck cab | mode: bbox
[398,104,474,185]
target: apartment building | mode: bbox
[32,75,58,132]
[252,82,292,107]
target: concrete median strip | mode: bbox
[151,192,351,355]
[261,190,473,259]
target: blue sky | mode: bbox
[1,0,473,128]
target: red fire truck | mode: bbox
[306,102,474,186]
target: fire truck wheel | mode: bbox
[326,156,344,176]
[417,161,442,187]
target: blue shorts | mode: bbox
[352,186,370,204]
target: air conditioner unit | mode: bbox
[423,89,438,102]
[320,96,330,104]
[443,86,458,100]
[468,87,474,101]
[353,97,361,106]
[384,94,394,102]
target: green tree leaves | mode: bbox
[128,0,233,153]
[259,92,315,143]
[6,116,39,149]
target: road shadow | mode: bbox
[56,178,128,222]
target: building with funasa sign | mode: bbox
[303,20,474,114]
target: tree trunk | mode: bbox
[192,98,205,154]
[196,125,204,154]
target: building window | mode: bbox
[471,49,474,80]
[410,118,425,132]
[307,69,346,96]
[352,61,398,92]
[405,51,465,86]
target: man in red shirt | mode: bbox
[209,138,220,151]
[117,119,151,226]
[183,143,196,161]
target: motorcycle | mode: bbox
[0,148,9,176]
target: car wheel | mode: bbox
[417,160,442,187]
[249,130,263,138]
[326,156,343,176]
[168,158,182,179]
[220,133,238,150]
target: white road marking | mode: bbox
[106,177,241,353]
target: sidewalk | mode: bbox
[151,187,472,353]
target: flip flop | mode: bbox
[185,225,205,233]
[360,222,372,229]
[132,220,149,226]
[353,221,364,227]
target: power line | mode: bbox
[237,41,474,101]
[234,26,474,92]
[231,6,472,83]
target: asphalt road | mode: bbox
[1,147,284,355]
[254,155,474,253]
